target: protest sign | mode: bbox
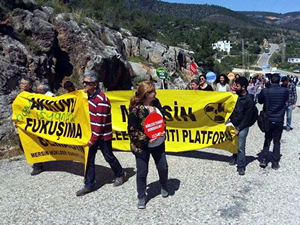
[107,90,238,153]
[12,90,91,165]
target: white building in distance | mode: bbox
[212,41,231,55]
[288,58,300,64]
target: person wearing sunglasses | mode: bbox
[128,81,169,209]
[199,74,213,91]
[76,70,125,196]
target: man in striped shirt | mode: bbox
[76,70,125,196]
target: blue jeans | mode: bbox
[286,105,293,129]
[85,139,124,189]
[233,127,249,169]
[261,122,283,163]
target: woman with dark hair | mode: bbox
[216,74,231,92]
[199,74,213,91]
[231,74,241,94]
[128,81,169,209]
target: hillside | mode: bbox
[240,11,300,32]
[124,0,261,28]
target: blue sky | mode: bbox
[162,0,300,14]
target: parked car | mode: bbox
[293,69,300,73]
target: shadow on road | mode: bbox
[166,150,231,162]
[43,161,136,190]
[146,178,180,203]
[167,151,258,166]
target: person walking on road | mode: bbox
[76,70,125,196]
[128,81,169,209]
[281,76,297,131]
[228,77,255,175]
[258,73,289,170]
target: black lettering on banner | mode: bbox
[207,131,213,144]
[40,120,50,134]
[31,101,42,110]
[201,131,207,144]
[182,130,188,142]
[174,101,180,121]
[121,131,129,140]
[195,130,201,143]
[25,118,33,131]
[31,151,50,157]
[120,105,129,122]
[112,131,129,141]
[48,121,57,135]
[37,137,49,147]
[180,107,196,122]
[163,102,196,122]
[32,119,41,132]
[212,132,219,144]
[163,105,173,121]
[219,131,225,144]
[25,118,82,139]
[116,131,122,140]
[188,130,194,143]
[57,122,64,136]
[30,97,76,113]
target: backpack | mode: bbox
[248,105,258,127]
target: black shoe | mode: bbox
[76,187,94,196]
[31,167,43,176]
[237,167,245,176]
[229,156,237,166]
[272,162,280,170]
[259,159,267,168]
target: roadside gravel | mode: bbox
[1,88,299,224]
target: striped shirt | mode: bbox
[88,88,112,143]
[283,82,297,106]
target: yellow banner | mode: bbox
[107,90,238,154]
[12,90,91,164]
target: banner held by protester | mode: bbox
[12,90,91,165]
[107,90,238,154]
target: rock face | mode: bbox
[0,6,194,140]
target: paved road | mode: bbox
[1,89,300,224]
[257,43,279,67]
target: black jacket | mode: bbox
[230,92,255,131]
[127,98,165,159]
[258,84,288,123]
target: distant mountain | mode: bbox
[124,0,263,28]
[125,0,300,31]
[240,11,300,31]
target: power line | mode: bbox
[279,0,293,13]
[253,0,258,11]
[269,0,278,13]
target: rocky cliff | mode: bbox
[0,6,194,140]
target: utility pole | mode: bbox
[282,36,286,64]
[242,39,245,73]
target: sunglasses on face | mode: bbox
[83,81,95,85]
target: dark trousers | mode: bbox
[85,139,124,189]
[261,122,283,163]
[135,142,168,199]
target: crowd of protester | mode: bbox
[14,71,297,209]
